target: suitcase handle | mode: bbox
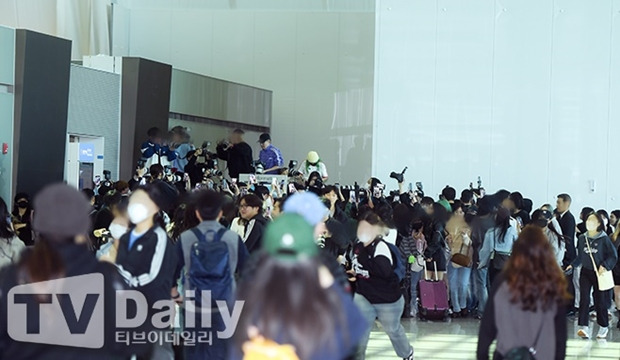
[423,260,439,281]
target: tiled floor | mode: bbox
[365,317,620,359]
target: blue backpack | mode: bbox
[381,239,406,282]
[189,228,231,307]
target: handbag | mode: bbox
[503,320,544,360]
[451,237,472,267]
[585,236,615,291]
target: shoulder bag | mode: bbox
[503,318,544,360]
[585,236,615,291]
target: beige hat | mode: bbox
[307,151,320,164]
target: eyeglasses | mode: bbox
[239,204,250,209]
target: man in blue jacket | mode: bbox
[141,127,176,168]
[258,133,284,175]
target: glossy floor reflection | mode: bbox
[365,316,620,359]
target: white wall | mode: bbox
[0,0,110,60]
[113,3,375,184]
[374,0,620,213]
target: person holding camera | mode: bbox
[140,127,176,169]
[300,151,328,181]
[216,129,253,179]
[169,126,194,172]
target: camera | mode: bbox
[137,159,145,169]
[389,166,408,183]
[415,182,424,198]
[252,160,265,174]
[103,170,112,181]
[288,160,301,177]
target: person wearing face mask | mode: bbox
[350,211,414,360]
[573,212,618,340]
[115,184,178,359]
[11,193,33,246]
[98,197,130,263]
[0,184,136,359]
[531,209,566,267]
[0,197,25,269]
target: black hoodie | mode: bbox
[573,231,618,271]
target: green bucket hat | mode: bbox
[263,213,318,261]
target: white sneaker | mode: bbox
[596,327,609,339]
[577,327,590,339]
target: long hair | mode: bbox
[495,207,511,243]
[504,226,571,311]
[18,234,68,286]
[0,197,16,240]
[531,209,564,247]
[612,223,620,243]
[235,253,347,359]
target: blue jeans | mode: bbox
[447,263,471,313]
[410,270,423,316]
[353,294,413,359]
[472,268,488,317]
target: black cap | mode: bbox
[258,133,271,144]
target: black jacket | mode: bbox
[216,142,253,179]
[243,215,268,254]
[352,239,401,304]
[116,226,177,317]
[573,231,618,271]
[0,243,139,359]
[557,211,576,268]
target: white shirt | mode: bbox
[300,161,328,179]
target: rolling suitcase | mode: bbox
[418,261,449,321]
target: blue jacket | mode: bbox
[259,144,284,174]
[140,141,176,161]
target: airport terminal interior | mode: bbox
[1,0,620,359]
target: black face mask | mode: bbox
[17,202,28,209]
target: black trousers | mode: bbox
[578,268,610,327]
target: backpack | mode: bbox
[189,227,231,307]
[380,239,406,282]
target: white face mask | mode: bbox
[128,203,150,224]
[108,223,128,240]
[586,219,599,232]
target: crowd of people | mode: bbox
[0,126,619,360]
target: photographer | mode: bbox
[258,133,284,175]
[140,127,176,168]
[216,129,253,179]
[169,126,194,172]
[306,171,325,196]
[300,151,329,181]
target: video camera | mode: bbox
[288,160,301,177]
[470,176,485,197]
[389,166,408,183]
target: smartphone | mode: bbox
[349,190,357,203]
[288,183,297,194]
[272,177,277,184]
[408,182,413,192]
[415,182,423,190]
[394,195,400,202]
[222,179,229,190]
[232,178,238,184]
[249,174,257,185]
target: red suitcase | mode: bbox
[418,261,449,321]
